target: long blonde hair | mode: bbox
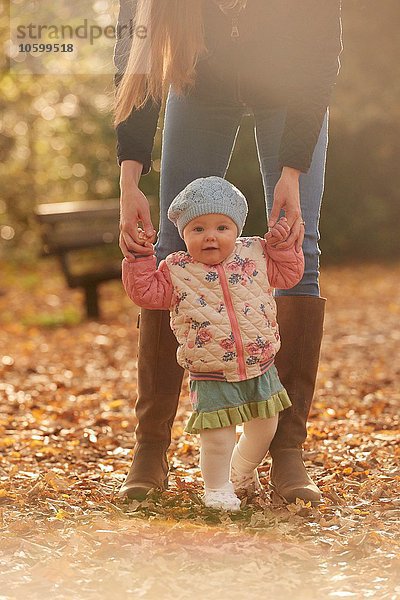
[113,0,206,128]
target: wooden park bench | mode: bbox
[35,199,122,319]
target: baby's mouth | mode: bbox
[203,246,218,250]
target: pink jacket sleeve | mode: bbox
[122,255,174,310]
[260,239,305,289]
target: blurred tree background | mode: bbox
[0,0,399,263]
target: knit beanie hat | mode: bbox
[167,176,248,238]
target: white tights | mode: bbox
[199,416,278,491]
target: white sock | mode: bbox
[231,415,278,475]
[199,426,236,491]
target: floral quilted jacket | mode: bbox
[122,237,304,382]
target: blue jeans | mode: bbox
[156,89,328,296]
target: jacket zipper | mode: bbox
[231,15,239,38]
[217,3,247,107]
[230,14,246,105]
[216,265,247,380]
[219,0,247,38]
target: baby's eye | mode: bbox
[217,225,228,231]
[193,226,204,232]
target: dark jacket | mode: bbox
[114,0,342,175]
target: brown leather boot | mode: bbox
[269,296,325,505]
[118,309,184,500]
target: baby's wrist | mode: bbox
[129,252,154,259]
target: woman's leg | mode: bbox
[253,108,329,297]
[156,90,245,261]
[252,109,329,504]
[120,91,245,500]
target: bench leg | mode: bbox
[84,285,100,319]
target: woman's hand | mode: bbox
[268,166,305,252]
[119,161,157,258]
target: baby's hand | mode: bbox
[264,217,290,247]
[137,227,156,250]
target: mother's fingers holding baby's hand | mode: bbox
[273,218,304,251]
[265,219,290,245]
[273,221,290,237]
[120,227,156,260]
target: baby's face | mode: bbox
[183,214,238,265]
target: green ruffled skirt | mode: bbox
[185,364,291,434]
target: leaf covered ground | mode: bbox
[0,259,399,599]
